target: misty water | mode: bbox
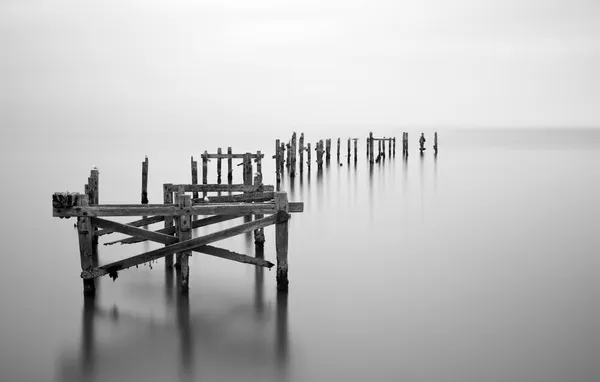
[0,128,599,382]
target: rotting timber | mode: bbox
[52,156,303,296]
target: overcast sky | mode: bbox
[1,0,599,138]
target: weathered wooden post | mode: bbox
[243,153,253,223]
[253,173,265,246]
[369,132,374,163]
[337,138,340,160]
[141,156,149,204]
[434,132,438,154]
[87,168,99,247]
[366,136,370,158]
[176,194,192,293]
[354,138,358,162]
[275,139,281,182]
[191,157,198,199]
[256,150,262,177]
[290,133,296,178]
[316,140,324,169]
[325,139,331,160]
[217,147,222,184]
[347,138,351,159]
[163,183,174,267]
[76,194,96,295]
[202,150,208,199]
[274,192,289,291]
[227,147,233,185]
[393,137,396,156]
[378,139,382,157]
[306,143,311,171]
[382,138,386,159]
[388,138,392,157]
[280,142,286,175]
[286,141,291,171]
[299,133,304,173]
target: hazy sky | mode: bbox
[1,0,599,138]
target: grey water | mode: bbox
[0,128,599,382]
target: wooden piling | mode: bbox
[337,138,340,159]
[88,168,99,247]
[253,173,265,246]
[347,138,351,159]
[325,139,331,160]
[291,132,297,177]
[217,148,222,184]
[77,195,95,295]
[163,184,174,267]
[176,194,192,293]
[316,140,324,169]
[191,157,198,199]
[274,192,289,291]
[306,142,311,171]
[393,137,396,156]
[369,132,374,163]
[434,132,438,154]
[280,142,286,175]
[202,150,208,199]
[141,156,149,204]
[366,136,370,158]
[354,139,358,162]
[227,147,233,185]
[275,139,281,183]
[388,138,392,157]
[243,153,252,186]
[256,150,262,177]
[299,133,304,173]
[382,138,386,159]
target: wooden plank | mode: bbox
[82,213,285,279]
[77,195,96,294]
[193,191,274,204]
[164,184,274,193]
[201,153,265,159]
[274,192,289,291]
[105,214,241,245]
[96,215,165,237]
[141,156,149,204]
[54,201,303,217]
[92,217,273,269]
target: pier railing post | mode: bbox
[274,192,289,291]
[191,157,198,199]
[163,183,174,267]
[202,150,208,199]
[141,156,149,204]
[227,147,233,185]
[77,194,96,295]
[217,147,223,184]
[176,194,192,293]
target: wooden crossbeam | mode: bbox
[192,192,274,204]
[91,217,274,269]
[53,202,304,218]
[83,212,289,279]
[200,153,264,159]
[164,184,274,193]
[104,215,241,245]
[96,215,165,237]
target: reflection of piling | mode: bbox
[141,156,149,204]
[276,290,289,370]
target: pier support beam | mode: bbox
[176,194,192,293]
[274,192,289,291]
[77,195,96,295]
[163,183,174,267]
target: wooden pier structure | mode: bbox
[53,160,304,296]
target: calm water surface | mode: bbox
[0,129,599,382]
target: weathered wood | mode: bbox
[306,142,311,170]
[253,173,266,245]
[53,192,80,209]
[353,138,358,161]
[280,142,286,174]
[366,136,369,158]
[325,139,331,159]
[291,132,296,177]
[96,215,165,237]
[274,192,289,291]
[191,157,198,199]
[105,214,241,245]
[393,137,396,156]
[243,153,252,186]
[163,183,174,266]
[165,184,274,193]
[202,150,208,198]
[217,148,222,184]
[77,195,95,294]
[434,132,438,154]
[299,134,304,173]
[141,156,149,204]
[256,150,262,176]
[82,213,285,279]
[193,191,274,204]
[382,138,386,159]
[337,138,340,159]
[227,147,233,184]
[347,138,351,159]
[316,140,324,168]
[388,138,392,157]
[88,168,99,205]
[275,139,281,182]
[177,194,192,292]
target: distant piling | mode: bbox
[141,156,149,204]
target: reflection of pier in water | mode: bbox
[58,266,290,382]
